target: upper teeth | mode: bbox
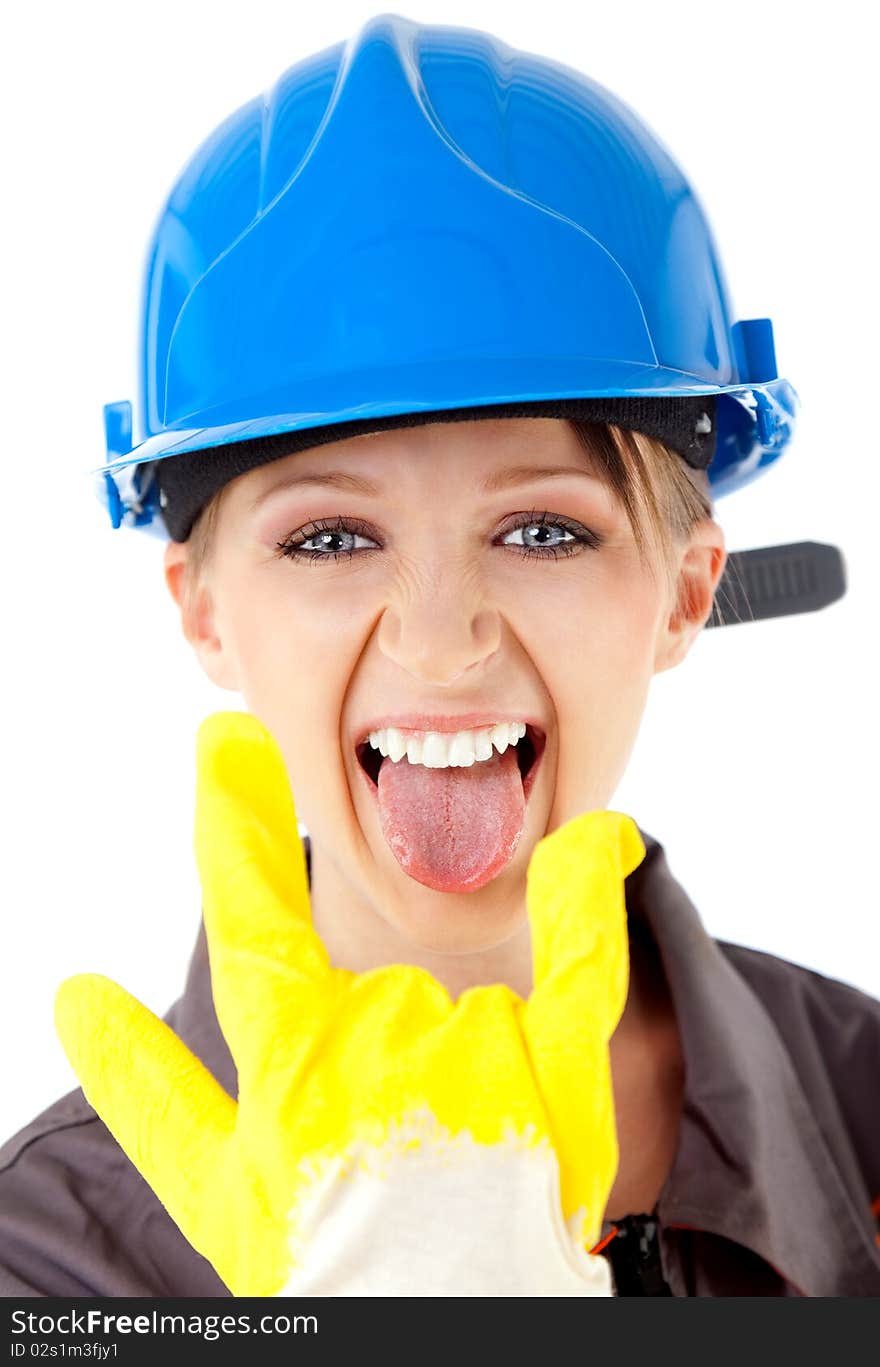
[368,721,528,768]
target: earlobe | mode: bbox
[163,541,187,609]
[163,539,208,647]
[189,586,242,693]
[162,541,241,693]
[654,525,728,675]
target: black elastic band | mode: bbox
[154,395,717,542]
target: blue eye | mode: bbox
[499,512,602,559]
[276,517,378,562]
[275,511,603,564]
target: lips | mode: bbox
[356,723,546,796]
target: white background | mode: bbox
[1,0,877,1142]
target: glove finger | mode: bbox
[519,809,646,1247]
[194,711,332,1076]
[525,808,645,1007]
[54,972,235,1253]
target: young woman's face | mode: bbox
[166,418,725,961]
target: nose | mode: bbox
[376,580,502,686]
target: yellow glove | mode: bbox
[55,710,645,1296]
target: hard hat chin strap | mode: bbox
[706,542,847,628]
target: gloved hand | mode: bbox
[54,710,646,1297]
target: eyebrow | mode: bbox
[481,464,605,492]
[250,463,606,511]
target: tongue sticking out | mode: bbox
[375,747,526,893]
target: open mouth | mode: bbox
[356,724,546,798]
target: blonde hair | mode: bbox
[179,421,722,627]
[179,482,226,628]
[569,421,722,623]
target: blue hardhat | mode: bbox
[98,12,795,528]
[96,14,844,624]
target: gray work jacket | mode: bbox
[1,829,879,1297]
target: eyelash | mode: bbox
[274,510,605,564]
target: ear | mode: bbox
[162,540,242,693]
[653,519,727,675]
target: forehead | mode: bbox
[236,416,607,505]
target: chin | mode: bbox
[385,886,529,959]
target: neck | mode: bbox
[308,839,537,996]
[308,838,685,1222]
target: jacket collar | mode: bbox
[171,828,879,1297]
[627,829,880,1297]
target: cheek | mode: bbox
[223,576,367,811]
[537,569,660,802]
[530,556,658,691]
[229,572,350,691]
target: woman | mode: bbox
[1,15,877,1297]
